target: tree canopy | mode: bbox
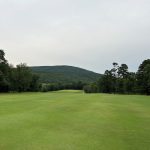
[0,50,40,92]
[84,60,150,95]
[0,50,150,95]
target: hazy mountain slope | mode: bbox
[31,65,101,84]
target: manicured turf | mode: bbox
[0,91,150,150]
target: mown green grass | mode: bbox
[0,91,150,150]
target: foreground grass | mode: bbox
[0,91,150,150]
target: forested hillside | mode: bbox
[1,49,150,94]
[31,66,101,84]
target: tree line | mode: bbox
[1,49,150,94]
[41,81,85,92]
[0,50,85,92]
[84,60,150,95]
[0,50,40,92]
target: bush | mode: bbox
[83,83,98,93]
[41,84,49,92]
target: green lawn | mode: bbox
[0,91,150,150]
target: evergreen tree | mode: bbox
[0,50,10,92]
[137,59,150,95]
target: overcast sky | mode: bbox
[0,0,150,73]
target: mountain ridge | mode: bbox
[30,65,101,84]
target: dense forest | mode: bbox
[84,61,150,95]
[0,50,95,92]
[31,66,100,84]
[0,50,39,92]
[0,49,150,95]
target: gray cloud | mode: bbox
[0,0,150,73]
